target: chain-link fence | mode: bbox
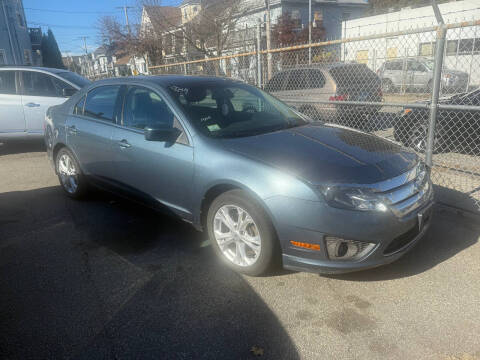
[150,18,480,214]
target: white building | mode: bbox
[342,0,480,86]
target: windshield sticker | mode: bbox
[169,85,189,94]
[207,124,221,132]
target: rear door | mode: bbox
[67,85,122,179]
[0,70,25,134]
[20,70,75,135]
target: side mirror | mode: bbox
[144,126,180,142]
[62,88,77,97]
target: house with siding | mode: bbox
[0,0,34,65]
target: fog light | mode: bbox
[325,237,375,261]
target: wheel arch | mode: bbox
[198,181,277,233]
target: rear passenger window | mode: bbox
[266,72,287,92]
[84,86,120,122]
[74,95,85,115]
[285,70,305,91]
[0,71,16,94]
[306,70,326,89]
[385,61,402,71]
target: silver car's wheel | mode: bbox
[58,153,79,194]
[213,205,261,267]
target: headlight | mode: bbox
[319,186,387,212]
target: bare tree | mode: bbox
[96,15,165,68]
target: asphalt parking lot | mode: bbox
[1,142,480,360]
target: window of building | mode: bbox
[356,50,369,64]
[458,38,480,55]
[446,40,458,56]
[193,6,197,12]
[0,50,6,65]
[23,49,31,65]
[17,12,25,27]
[418,42,435,56]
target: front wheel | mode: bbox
[207,190,280,276]
[56,147,88,198]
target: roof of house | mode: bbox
[180,0,201,7]
[144,6,182,32]
[114,55,131,66]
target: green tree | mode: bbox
[41,29,65,69]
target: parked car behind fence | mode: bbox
[264,63,383,126]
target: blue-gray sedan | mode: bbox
[45,76,434,276]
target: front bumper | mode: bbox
[265,191,434,274]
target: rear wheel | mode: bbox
[207,190,279,276]
[56,147,88,198]
[407,123,442,153]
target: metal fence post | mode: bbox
[426,0,446,167]
[256,21,263,88]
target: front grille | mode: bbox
[374,164,431,217]
[384,225,419,255]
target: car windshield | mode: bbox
[56,71,91,88]
[166,81,308,138]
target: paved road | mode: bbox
[1,142,480,360]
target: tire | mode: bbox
[207,189,280,276]
[55,147,88,199]
[407,123,442,154]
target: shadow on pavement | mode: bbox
[327,200,480,282]
[0,140,46,156]
[0,186,299,359]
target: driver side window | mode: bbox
[123,86,174,130]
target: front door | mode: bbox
[66,85,122,179]
[0,71,25,134]
[112,85,194,218]
[20,71,74,135]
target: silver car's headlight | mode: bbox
[319,186,387,212]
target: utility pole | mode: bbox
[79,36,89,77]
[264,0,272,81]
[116,5,134,35]
[308,0,312,65]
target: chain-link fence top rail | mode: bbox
[149,20,480,213]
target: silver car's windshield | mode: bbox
[167,82,308,138]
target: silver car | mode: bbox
[45,76,434,276]
[378,58,469,93]
[0,66,90,142]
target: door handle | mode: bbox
[67,125,77,135]
[118,139,131,149]
[25,102,40,107]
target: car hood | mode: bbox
[220,123,418,185]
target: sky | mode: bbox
[23,0,181,56]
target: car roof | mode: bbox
[0,65,68,74]
[92,75,245,87]
[271,62,368,73]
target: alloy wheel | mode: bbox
[213,205,261,267]
[58,153,79,194]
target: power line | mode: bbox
[24,7,122,15]
[28,21,96,29]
